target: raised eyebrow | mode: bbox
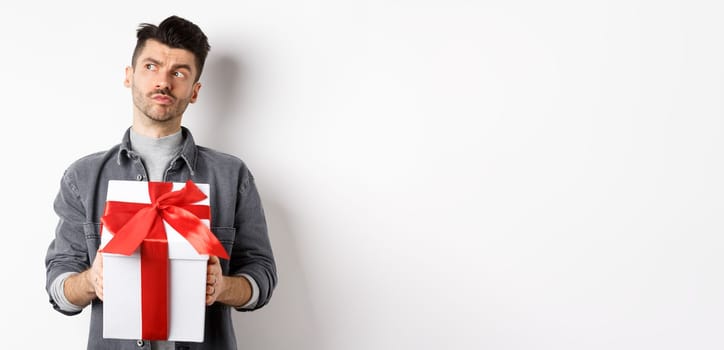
[140,58,192,73]
[171,64,193,73]
[141,58,162,66]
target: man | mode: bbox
[44,15,277,350]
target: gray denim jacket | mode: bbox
[45,127,277,350]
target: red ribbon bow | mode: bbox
[100,180,229,340]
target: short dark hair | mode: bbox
[131,15,211,82]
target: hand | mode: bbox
[206,255,224,305]
[86,253,104,300]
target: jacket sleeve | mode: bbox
[229,167,277,310]
[45,168,92,315]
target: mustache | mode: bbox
[151,88,175,99]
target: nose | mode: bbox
[156,76,171,90]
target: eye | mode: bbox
[145,63,157,71]
[173,71,185,78]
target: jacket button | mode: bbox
[136,339,144,347]
[136,174,143,181]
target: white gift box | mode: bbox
[100,180,210,342]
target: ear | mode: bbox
[124,66,133,88]
[190,82,202,103]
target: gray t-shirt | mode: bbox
[129,128,183,182]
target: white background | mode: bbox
[2,1,723,349]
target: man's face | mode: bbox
[125,39,201,124]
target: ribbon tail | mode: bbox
[163,207,230,259]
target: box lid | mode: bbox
[99,180,211,261]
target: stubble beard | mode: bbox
[131,83,191,123]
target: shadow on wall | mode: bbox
[199,54,323,350]
[201,54,241,126]
[233,199,323,350]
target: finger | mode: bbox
[206,271,218,285]
[96,279,104,300]
[206,284,217,305]
[206,262,215,274]
[209,255,219,265]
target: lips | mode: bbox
[152,94,174,105]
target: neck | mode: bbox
[132,117,182,138]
